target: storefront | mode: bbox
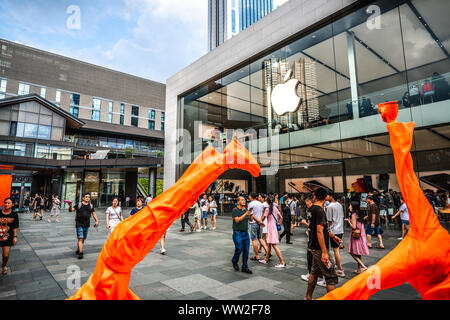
[166,0,450,211]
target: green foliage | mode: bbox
[156,179,163,196]
[125,147,135,158]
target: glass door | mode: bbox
[84,171,100,207]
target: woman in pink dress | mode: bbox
[346,201,369,274]
[259,196,286,268]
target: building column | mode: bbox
[346,31,360,119]
[149,168,156,197]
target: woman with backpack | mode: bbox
[105,197,123,236]
[346,201,369,274]
[258,196,286,268]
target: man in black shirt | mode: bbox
[68,193,99,259]
[32,193,44,221]
[306,188,338,300]
[279,194,293,244]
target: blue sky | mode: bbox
[0,0,287,83]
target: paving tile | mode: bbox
[7,209,434,300]
[162,274,224,295]
[238,289,286,300]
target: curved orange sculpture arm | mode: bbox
[320,101,450,300]
[68,139,261,300]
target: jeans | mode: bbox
[232,230,250,270]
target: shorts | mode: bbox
[379,209,387,216]
[401,219,410,226]
[366,224,382,236]
[76,226,89,240]
[309,249,338,286]
[388,208,394,216]
[210,208,217,216]
[250,223,262,240]
[330,234,343,249]
[202,211,208,219]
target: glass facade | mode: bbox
[131,105,139,127]
[0,79,7,93]
[64,132,164,154]
[179,0,450,212]
[120,103,125,125]
[62,170,128,207]
[18,82,30,95]
[108,101,113,123]
[2,101,65,141]
[70,93,80,118]
[92,98,101,121]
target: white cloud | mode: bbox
[96,0,208,82]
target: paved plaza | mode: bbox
[0,208,427,300]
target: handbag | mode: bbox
[351,221,361,239]
[351,228,361,239]
[270,211,282,231]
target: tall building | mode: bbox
[0,39,165,210]
[208,0,275,51]
[293,58,320,125]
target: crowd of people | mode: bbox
[180,186,448,299]
[1,185,448,298]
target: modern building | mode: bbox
[166,0,450,213]
[208,0,278,51]
[0,39,166,210]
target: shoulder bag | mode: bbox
[351,220,361,239]
[270,209,282,231]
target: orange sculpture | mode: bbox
[321,101,450,300]
[68,139,261,300]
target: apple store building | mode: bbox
[164,0,450,214]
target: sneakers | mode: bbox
[77,252,83,260]
[212,227,216,230]
[232,262,239,271]
[275,263,286,268]
[317,279,326,287]
[397,237,403,240]
[241,268,252,274]
[179,229,185,233]
[286,242,293,244]
[190,225,195,232]
[160,248,166,255]
[196,229,202,232]
[258,259,268,264]
[336,269,346,277]
[301,273,310,282]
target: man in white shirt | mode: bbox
[248,192,269,261]
[326,192,345,277]
[392,197,409,240]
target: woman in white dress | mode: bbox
[105,198,123,236]
[48,194,61,223]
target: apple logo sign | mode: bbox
[271,69,302,116]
